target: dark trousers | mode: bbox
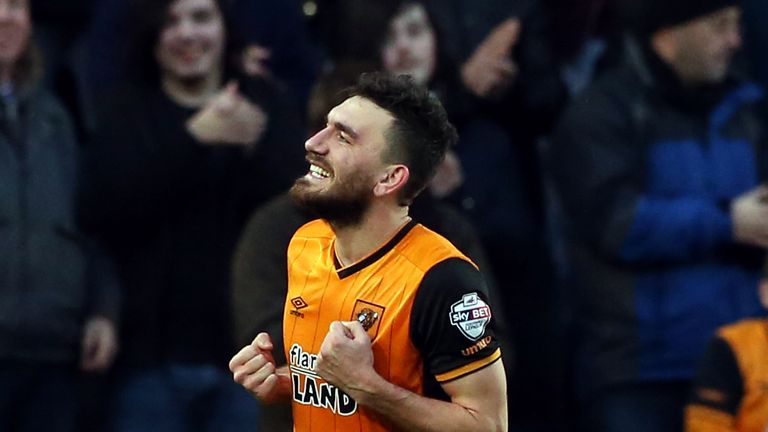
[110,364,260,432]
[0,361,79,432]
[581,381,690,432]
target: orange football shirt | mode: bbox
[283,219,501,431]
[686,318,768,432]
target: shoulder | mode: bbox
[396,224,475,274]
[288,219,334,259]
[90,85,155,132]
[417,258,486,307]
[717,318,768,348]
[560,66,639,129]
[23,88,76,145]
[292,219,334,240]
[25,87,71,123]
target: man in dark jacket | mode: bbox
[551,0,768,430]
[0,0,119,431]
[742,0,768,125]
[80,0,306,430]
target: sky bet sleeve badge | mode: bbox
[449,292,492,341]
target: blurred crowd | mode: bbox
[1,0,767,431]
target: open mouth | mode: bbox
[309,163,331,179]
[172,44,207,63]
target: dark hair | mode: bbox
[349,72,458,205]
[128,0,240,88]
[9,0,42,89]
[381,0,452,84]
[630,0,738,35]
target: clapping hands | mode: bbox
[187,81,268,147]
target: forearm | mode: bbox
[351,375,505,432]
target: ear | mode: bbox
[373,165,410,198]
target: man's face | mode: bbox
[381,3,437,86]
[0,0,30,70]
[671,6,742,84]
[290,96,395,228]
[155,0,225,83]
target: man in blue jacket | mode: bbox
[551,0,768,431]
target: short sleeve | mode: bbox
[410,258,501,383]
[685,336,743,431]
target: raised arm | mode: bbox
[317,321,506,432]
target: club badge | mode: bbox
[351,300,385,339]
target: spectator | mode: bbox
[230,195,307,432]
[79,0,305,430]
[550,0,768,431]
[357,2,571,427]
[385,1,569,425]
[85,0,319,125]
[0,0,119,430]
[685,272,768,431]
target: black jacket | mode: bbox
[81,76,305,368]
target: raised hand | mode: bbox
[731,185,768,248]
[316,321,375,397]
[187,81,268,147]
[461,18,521,99]
[230,332,289,403]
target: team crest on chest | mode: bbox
[351,300,385,339]
[449,293,492,341]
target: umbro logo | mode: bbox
[290,297,308,318]
[291,297,308,309]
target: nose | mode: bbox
[305,126,331,154]
[176,17,196,38]
[394,35,410,56]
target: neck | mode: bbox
[0,63,13,87]
[161,68,222,108]
[332,203,411,267]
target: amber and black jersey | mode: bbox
[283,219,501,431]
[685,318,768,432]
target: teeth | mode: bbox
[309,164,331,178]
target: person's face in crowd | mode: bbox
[759,277,768,310]
[381,3,437,86]
[155,0,225,84]
[0,0,30,71]
[670,6,742,84]
[291,96,395,227]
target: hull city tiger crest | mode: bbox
[449,292,492,341]
[351,300,384,339]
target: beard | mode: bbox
[289,168,374,229]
